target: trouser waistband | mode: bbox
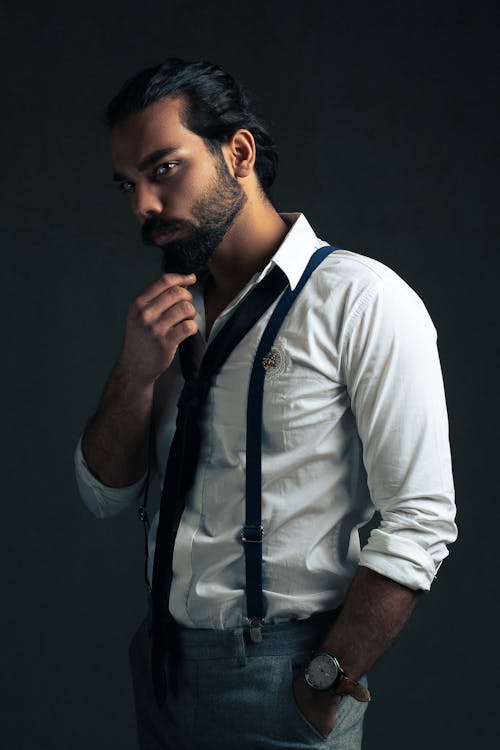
[170,608,341,662]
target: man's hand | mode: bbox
[292,674,341,739]
[82,272,198,487]
[118,272,198,385]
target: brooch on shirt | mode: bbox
[261,345,289,380]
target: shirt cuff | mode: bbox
[74,434,148,519]
[358,528,448,591]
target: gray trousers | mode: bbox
[129,610,369,750]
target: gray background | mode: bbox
[2,1,498,748]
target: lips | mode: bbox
[149,226,180,245]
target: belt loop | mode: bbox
[234,628,247,667]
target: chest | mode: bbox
[154,288,348,478]
[204,297,225,341]
[202,276,249,341]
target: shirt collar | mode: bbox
[255,212,325,290]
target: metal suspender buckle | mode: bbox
[240,525,264,543]
[248,617,264,644]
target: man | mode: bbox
[75,57,457,749]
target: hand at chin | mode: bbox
[292,675,342,739]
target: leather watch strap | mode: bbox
[333,675,371,702]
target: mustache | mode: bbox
[141,216,194,245]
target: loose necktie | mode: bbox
[150,264,289,706]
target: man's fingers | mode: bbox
[139,286,194,323]
[135,272,197,307]
[170,318,199,346]
[150,300,197,335]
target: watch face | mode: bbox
[305,653,340,690]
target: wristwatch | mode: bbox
[304,652,371,702]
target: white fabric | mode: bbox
[75,212,457,629]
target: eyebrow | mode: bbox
[113,146,182,181]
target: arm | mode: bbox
[320,566,421,677]
[293,567,421,737]
[294,273,457,737]
[80,271,198,489]
[82,363,155,487]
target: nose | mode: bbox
[131,183,164,221]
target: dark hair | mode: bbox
[106,57,278,198]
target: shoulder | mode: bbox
[310,247,434,334]
[315,247,411,291]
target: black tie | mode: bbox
[150,265,289,706]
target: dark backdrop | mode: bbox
[2,1,498,748]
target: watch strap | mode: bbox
[332,675,371,702]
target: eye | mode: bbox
[117,180,135,194]
[154,162,178,178]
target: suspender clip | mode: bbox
[138,506,150,527]
[249,617,264,643]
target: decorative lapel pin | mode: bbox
[262,349,281,370]
[261,345,288,379]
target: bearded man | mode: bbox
[75,57,457,750]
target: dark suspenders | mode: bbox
[243,244,338,642]
[141,245,338,669]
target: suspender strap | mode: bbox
[244,245,338,641]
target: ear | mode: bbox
[226,129,256,178]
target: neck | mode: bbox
[207,198,290,300]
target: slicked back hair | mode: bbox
[106,57,279,199]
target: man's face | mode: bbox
[110,96,246,273]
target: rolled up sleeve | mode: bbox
[343,277,457,590]
[74,434,148,519]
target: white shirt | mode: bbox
[75,213,457,629]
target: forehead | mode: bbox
[110,95,206,169]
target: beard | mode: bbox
[141,149,247,274]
